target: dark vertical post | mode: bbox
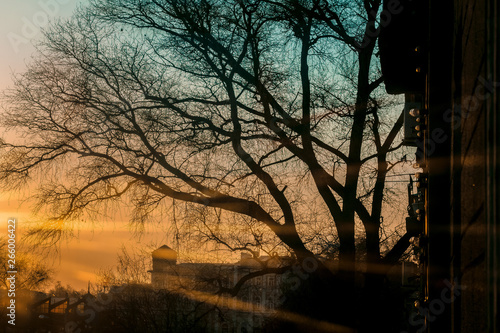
[486,0,500,331]
[425,0,454,332]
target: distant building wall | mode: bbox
[149,247,287,333]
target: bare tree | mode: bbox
[0,0,412,329]
[95,246,220,333]
[97,246,152,287]
[0,236,52,291]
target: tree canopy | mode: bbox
[1,0,413,329]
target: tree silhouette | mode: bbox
[0,236,52,291]
[0,0,412,329]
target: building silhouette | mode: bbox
[149,245,289,333]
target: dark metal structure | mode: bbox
[379,0,499,331]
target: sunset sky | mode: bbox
[0,0,171,291]
[0,0,410,293]
[0,0,78,91]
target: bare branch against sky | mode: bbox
[0,0,416,330]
